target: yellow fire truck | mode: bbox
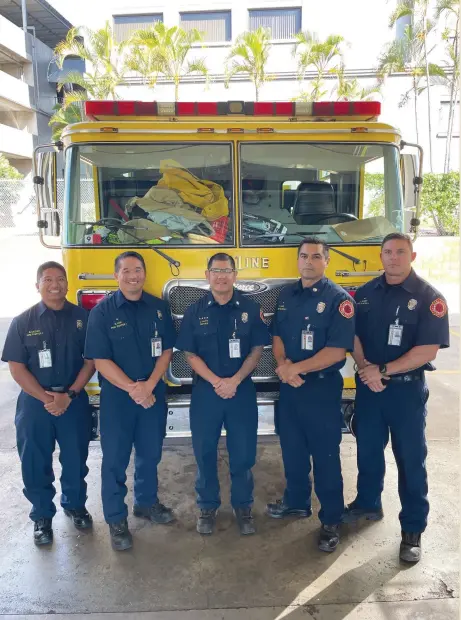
[33,99,423,438]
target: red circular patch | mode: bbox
[430,297,447,318]
[339,299,354,319]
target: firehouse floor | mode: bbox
[0,314,458,620]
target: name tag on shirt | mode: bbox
[301,330,314,351]
[229,338,241,358]
[151,337,163,358]
[388,323,403,346]
[38,348,52,368]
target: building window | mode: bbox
[180,11,231,42]
[113,14,163,42]
[249,8,301,40]
[438,101,460,138]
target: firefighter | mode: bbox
[85,251,176,551]
[176,253,270,535]
[266,238,355,553]
[343,233,449,564]
[1,262,94,545]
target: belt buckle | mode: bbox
[50,386,65,393]
[403,375,411,382]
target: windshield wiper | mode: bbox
[72,220,181,273]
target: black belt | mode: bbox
[386,371,423,383]
[44,386,66,393]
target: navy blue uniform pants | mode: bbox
[278,371,344,525]
[354,377,429,533]
[100,382,167,524]
[15,390,92,522]
[190,379,258,510]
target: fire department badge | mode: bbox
[316,302,326,313]
[242,312,248,323]
[339,299,354,319]
[408,299,418,311]
[430,297,447,318]
[76,319,83,330]
[157,309,163,320]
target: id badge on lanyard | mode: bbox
[388,306,403,346]
[229,319,241,358]
[151,322,163,358]
[38,341,52,368]
[301,324,314,351]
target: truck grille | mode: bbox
[164,278,294,385]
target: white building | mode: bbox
[49,0,461,172]
[0,0,78,176]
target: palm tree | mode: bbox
[129,23,208,101]
[435,0,460,172]
[225,27,272,102]
[333,65,382,101]
[389,1,435,170]
[294,32,344,101]
[49,91,85,141]
[378,24,444,143]
[54,21,126,100]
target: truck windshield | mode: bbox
[240,142,404,246]
[64,143,234,247]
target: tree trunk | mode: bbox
[445,24,459,173]
[255,81,259,102]
[413,78,420,143]
[175,80,179,102]
[423,16,434,172]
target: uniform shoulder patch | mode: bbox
[339,299,354,319]
[430,297,447,318]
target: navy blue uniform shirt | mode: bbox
[271,277,355,372]
[1,300,88,389]
[84,289,176,388]
[176,289,270,378]
[355,269,449,366]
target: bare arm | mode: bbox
[184,352,220,386]
[292,347,346,375]
[385,344,440,375]
[8,362,52,404]
[146,349,173,391]
[272,336,287,366]
[352,336,366,370]
[94,359,133,392]
[234,346,264,384]
[69,359,95,393]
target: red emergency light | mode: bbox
[84,100,381,119]
[78,291,107,311]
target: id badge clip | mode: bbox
[388,307,403,346]
[151,323,162,358]
[301,325,314,351]
[229,319,241,358]
[38,341,52,368]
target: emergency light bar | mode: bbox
[84,100,381,119]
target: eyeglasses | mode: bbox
[208,268,236,274]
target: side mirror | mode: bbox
[33,146,61,247]
[400,142,424,238]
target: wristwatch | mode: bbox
[67,389,78,400]
[379,364,388,376]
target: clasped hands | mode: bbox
[127,380,156,408]
[275,359,305,388]
[357,359,389,393]
[212,376,240,400]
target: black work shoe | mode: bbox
[234,507,256,535]
[34,518,53,546]
[266,499,312,519]
[318,524,340,553]
[196,509,218,535]
[342,501,384,524]
[64,508,93,530]
[400,531,422,563]
[133,502,175,524]
[109,519,133,551]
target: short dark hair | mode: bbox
[297,236,330,258]
[114,251,146,273]
[37,261,67,282]
[381,233,413,252]
[207,253,236,270]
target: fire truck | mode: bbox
[33,99,423,438]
